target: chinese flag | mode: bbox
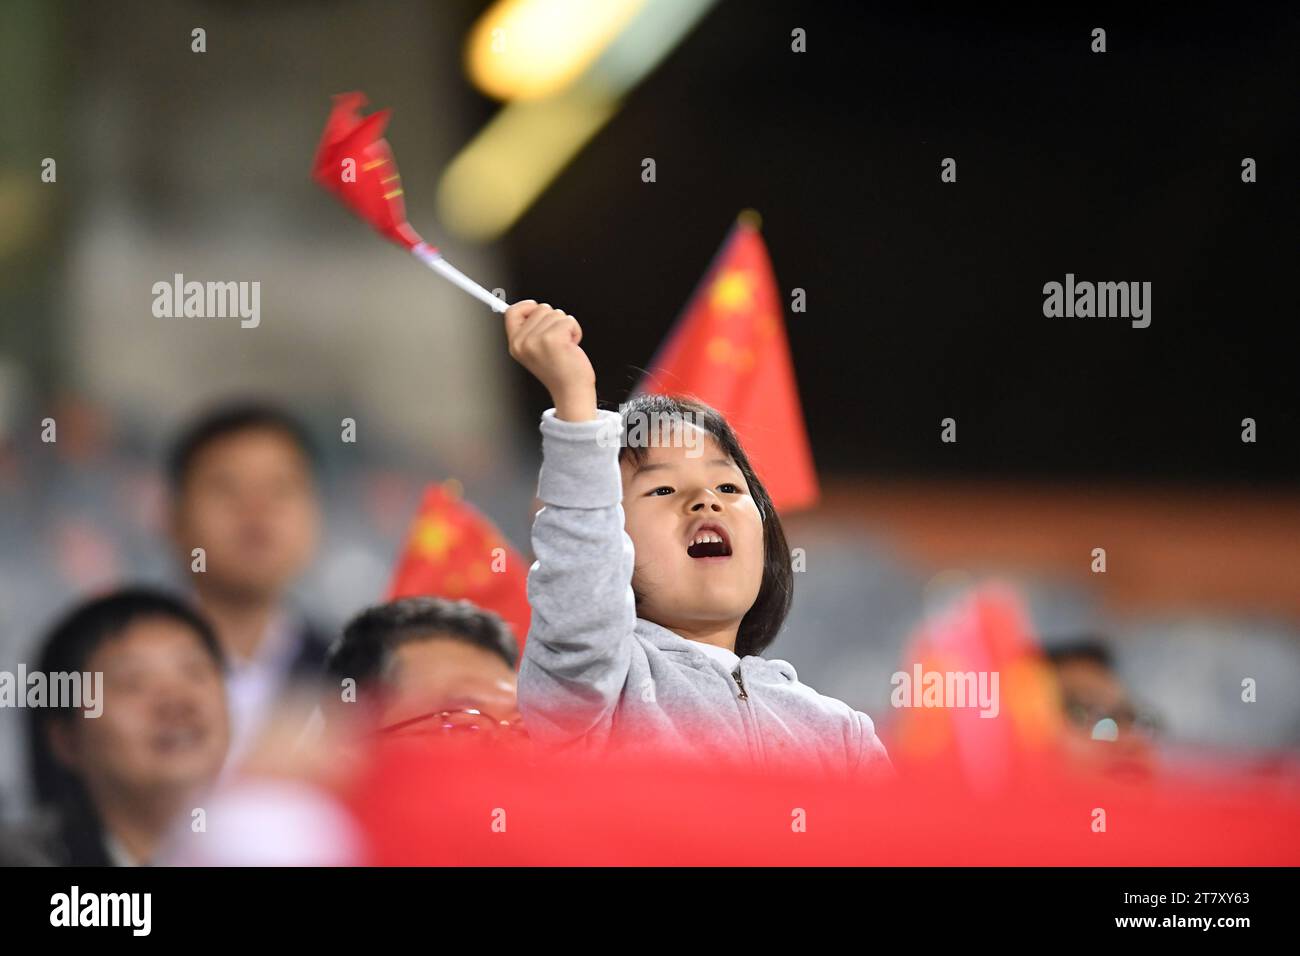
[312,92,426,251]
[639,213,818,512]
[891,583,1065,793]
[386,480,532,657]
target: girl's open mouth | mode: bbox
[686,522,732,559]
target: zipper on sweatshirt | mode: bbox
[732,666,748,700]
[731,664,766,769]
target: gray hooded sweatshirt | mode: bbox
[518,408,892,780]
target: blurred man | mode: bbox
[1045,637,1158,780]
[167,403,327,761]
[10,588,229,866]
[324,597,522,741]
[156,598,523,866]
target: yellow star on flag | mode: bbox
[709,269,754,313]
[412,513,457,563]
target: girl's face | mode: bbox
[619,428,765,643]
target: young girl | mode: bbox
[505,299,891,779]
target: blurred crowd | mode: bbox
[0,402,528,864]
[0,399,1297,866]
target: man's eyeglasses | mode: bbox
[373,707,529,743]
[1063,697,1161,740]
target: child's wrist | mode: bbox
[552,386,597,422]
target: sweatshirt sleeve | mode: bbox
[517,408,637,746]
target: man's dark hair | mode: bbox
[326,598,518,702]
[1043,636,1115,671]
[27,587,223,864]
[616,393,793,658]
[167,401,319,492]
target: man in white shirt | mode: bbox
[166,403,332,762]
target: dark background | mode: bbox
[502,1,1299,481]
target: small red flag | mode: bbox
[639,213,819,512]
[386,481,531,658]
[892,583,1065,793]
[312,91,428,252]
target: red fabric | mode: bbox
[345,742,1300,866]
[386,482,532,657]
[312,91,429,252]
[640,217,819,513]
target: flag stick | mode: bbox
[411,243,508,314]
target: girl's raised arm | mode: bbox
[519,408,638,745]
[503,300,637,746]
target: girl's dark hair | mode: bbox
[617,393,793,657]
[26,587,223,865]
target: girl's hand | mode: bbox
[504,300,597,422]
